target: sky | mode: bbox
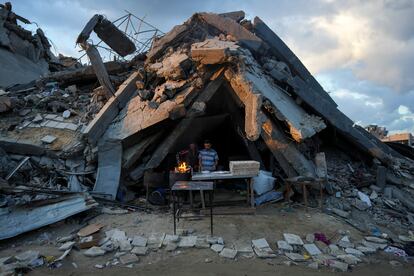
[11,0,414,134]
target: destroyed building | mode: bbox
[1,7,414,249]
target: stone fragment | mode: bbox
[62,110,71,118]
[305,233,315,243]
[41,135,57,144]
[131,246,148,256]
[15,250,40,264]
[119,239,132,251]
[84,246,105,257]
[94,264,105,269]
[211,244,224,253]
[100,240,115,252]
[356,246,376,254]
[345,248,364,256]
[32,114,43,123]
[131,236,147,247]
[252,238,270,249]
[162,234,180,245]
[191,38,239,64]
[219,248,238,259]
[303,243,322,255]
[362,240,387,250]
[253,247,277,258]
[119,254,139,265]
[178,236,197,248]
[364,236,387,244]
[283,233,304,245]
[308,262,319,269]
[336,254,361,265]
[277,240,293,251]
[196,238,210,248]
[165,243,178,252]
[56,234,76,243]
[285,252,305,262]
[59,241,75,251]
[206,236,220,244]
[332,208,350,218]
[329,260,348,272]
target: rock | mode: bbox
[364,236,387,244]
[211,244,224,253]
[305,234,315,243]
[131,246,148,256]
[56,235,76,243]
[119,254,139,265]
[119,239,132,251]
[105,229,127,242]
[84,246,106,257]
[332,208,350,218]
[162,234,180,245]
[100,240,115,252]
[277,240,293,251]
[353,199,370,210]
[336,254,361,265]
[308,262,319,269]
[253,247,277,258]
[356,246,376,254]
[370,191,378,200]
[15,250,39,264]
[283,233,304,245]
[329,260,348,272]
[178,236,197,248]
[165,243,178,252]
[345,248,364,256]
[219,248,238,259]
[252,238,270,249]
[285,252,305,262]
[32,114,43,123]
[217,237,224,245]
[94,264,105,269]
[191,38,239,65]
[41,135,57,144]
[195,238,210,249]
[131,236,147,247]
[62,110,71,118]
[303,243,322,255]
[206,236,220,244]
[362,240,387,250]
[205,258,212,263]
[59,241,75,251]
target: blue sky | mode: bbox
[11,0,414,133]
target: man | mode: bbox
[198,140,219,172]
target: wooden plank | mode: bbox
[253,16,337,107]
[83,71,139,144]
[261,115,315,177]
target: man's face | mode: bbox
[204,143,211,149]
[189,143,196,150]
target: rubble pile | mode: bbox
[0,6,413,269]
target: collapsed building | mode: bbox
[1,8,414,241]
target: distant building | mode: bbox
[381,133,413,147]
[365,124,388,139]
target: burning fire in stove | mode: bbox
[176,162,191,173]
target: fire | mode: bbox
[177,162,189,173]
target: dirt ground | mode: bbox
[1,204,413,275]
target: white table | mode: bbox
[192,172,258,208]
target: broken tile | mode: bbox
[84,246,105,257]
[285,252,305,262]
[119,253,139,265]
[303,243,322,255]
[336,254,361,265]
[219,248,237,259]
[178,236,197,248]
[283,233,304,245]
[131,236,147,247]
[252,238,270,249]
[345,248,364,256]
[211,244,224,253]
[41,135,57,144]
[277,240,293,251]
[131,246,148,256]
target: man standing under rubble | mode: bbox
[198,140,219,172]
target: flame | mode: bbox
[177,162,189,173]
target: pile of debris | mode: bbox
[0,7,413,253]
